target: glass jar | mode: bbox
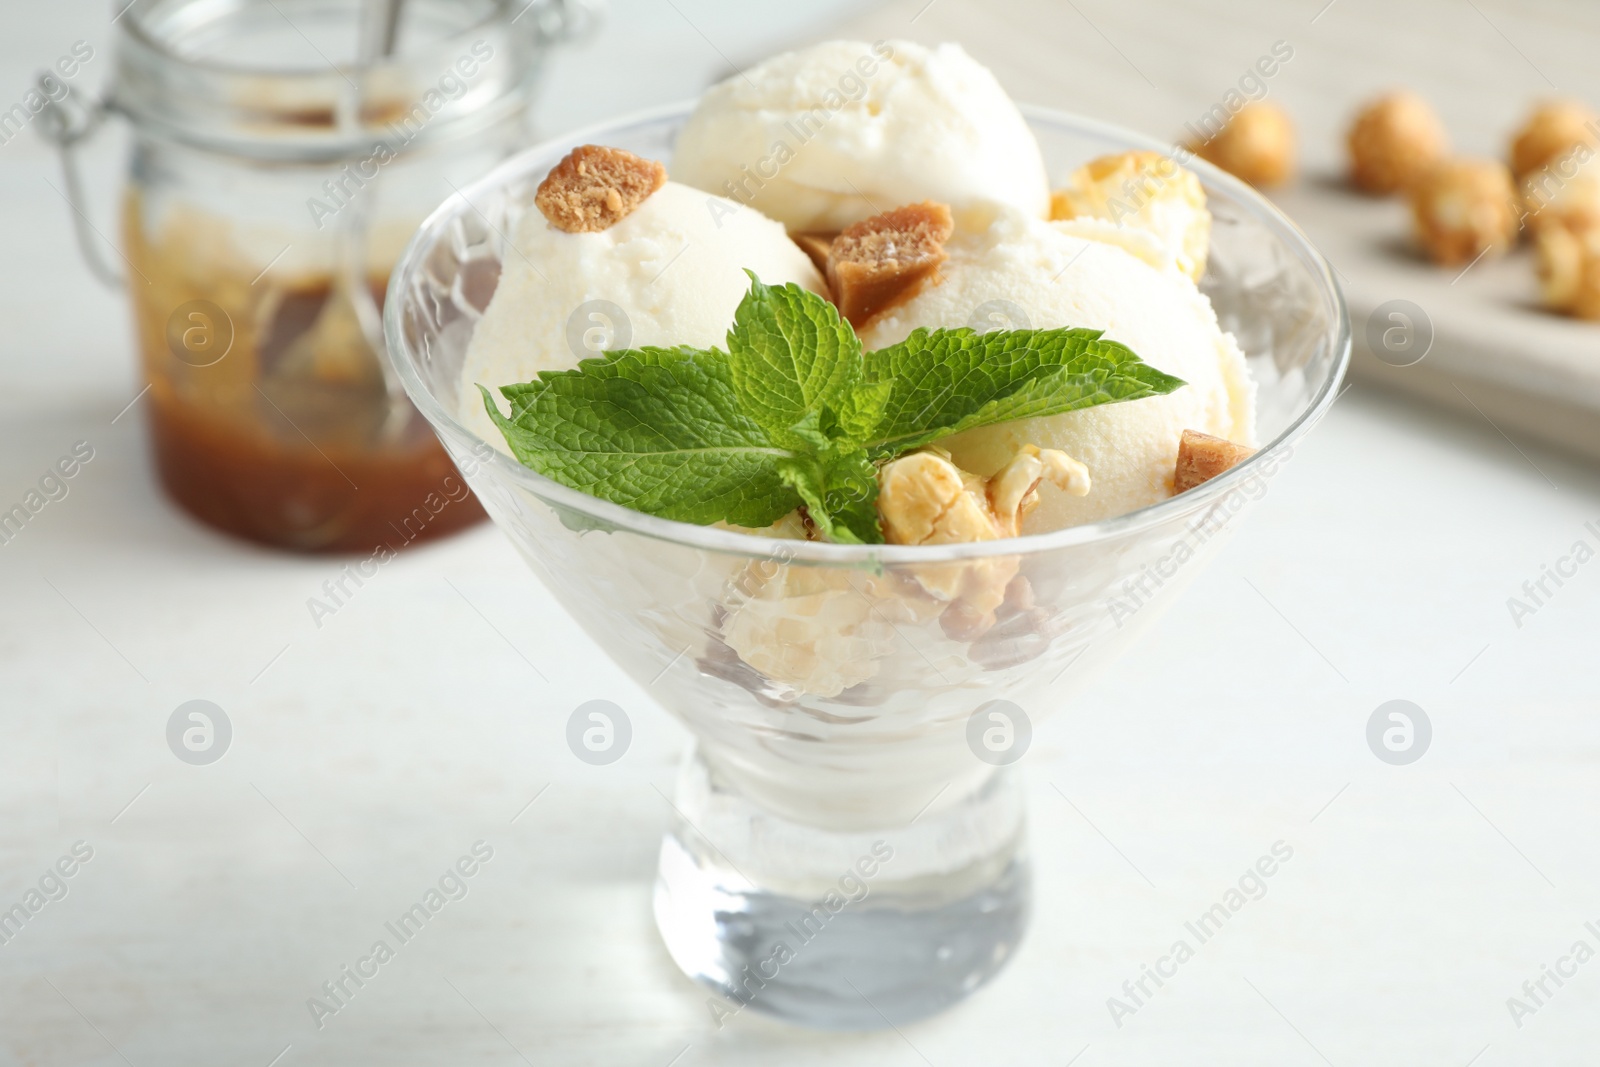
[40,0,597,551]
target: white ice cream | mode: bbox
[857,204,1256,531]
[671,40,1050,233]
[457,181,824,443]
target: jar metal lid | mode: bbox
[108,0,594,162]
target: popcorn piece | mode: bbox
[534,145,667,233]
[969,575,1066,671]
[719,567,895,698]
[1174,429,1255,493]
[879,446,1090,547]
[1510,99,1600,181]
[791,232,836,275]
[878,445,1090,640]
[1535,222,1600,321]
[718,562,941,698]
[719,504,950,697]
[1521,152,1600,234]
[988,448,1093,533]
[1186,103,1296,189]
[1346,91,1449,195]
[1050,150,1212,281]
[825,202,954,327]
[1409,158,1518,266]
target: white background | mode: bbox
[2,1,1599,1064]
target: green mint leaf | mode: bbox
[726,273,862,449]
[482,277,1188,546]
[777,444,882,545]
[479,346,799,529]
[856,327,1187,457]
[817,448,883,545]
[833,377,894,443]
[498,380,547,419]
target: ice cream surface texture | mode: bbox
[456,181,824,443]
[671,40,1050,232]
[857,204,1256,532]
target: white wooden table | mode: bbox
[3,2,1599,1065]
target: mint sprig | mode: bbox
[484,275,1185,544]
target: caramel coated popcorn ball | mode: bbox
[1521,152,1600,234]
[1050,150,1212,281]
[1187,102,1295,189]
[1535,222,1600,320]
[1346,91,1449,195]
[1409,158,1518,266]
[1510,99,1600,181]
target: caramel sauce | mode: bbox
[126,198,484,552]
[271,97,418,129]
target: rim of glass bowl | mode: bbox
[385,100,1351,565]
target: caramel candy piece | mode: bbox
[1174,429,1255,493]
[825,201,954,328]
[534,145,667,233]
[791,232,836,275]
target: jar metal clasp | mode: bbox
[36,79,123,289]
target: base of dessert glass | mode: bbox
[652,748,1030,1031]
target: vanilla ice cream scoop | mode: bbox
[857,205,1255,531]
[671,40,1050,233]
[457,180,825,443]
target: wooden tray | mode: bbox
[1276,177,1600,461]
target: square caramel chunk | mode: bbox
[1174,429,1255,493]
[790,232,836,275]
[535,145,667,233]
[825,201,954,328]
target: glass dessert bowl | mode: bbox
[384,105,1349,1030]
